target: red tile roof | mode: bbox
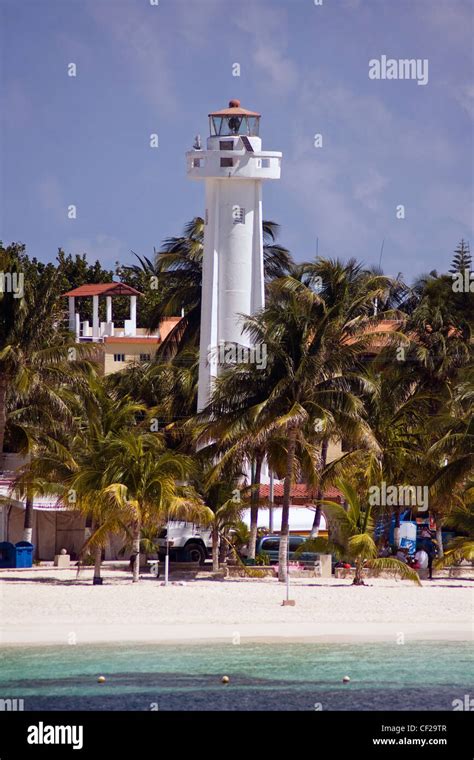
[259,484,341,501]
[63,283,142,297]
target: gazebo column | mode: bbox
[129,295,137,336]
[106,296,113,324]
[92,295,99,338]
[68,297,75,332]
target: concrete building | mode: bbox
[62,282,181,375]
[186,99,282,410]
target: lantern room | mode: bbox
[209,99,260,137]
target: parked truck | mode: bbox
[156,522,212,565]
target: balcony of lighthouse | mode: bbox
[186,146,282,181]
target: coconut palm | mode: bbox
[201,479,246,571]
[1,245,97,542]
[91,430,206,582]
[299,479,421,586]
[434,485,474,568]
[197,264,394,581]
[14,380,146,581]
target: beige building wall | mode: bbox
[102,341,159,375]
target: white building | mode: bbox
[186,99,282,410]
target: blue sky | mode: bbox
[0,0,473,282]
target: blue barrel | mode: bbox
[0,542,16,567]
[15,541,34,568]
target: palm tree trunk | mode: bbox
[310,437,328,537]
[248,455,263,559]
[23,494,34,543]
[132,521,141,583]
[393,506,401,547]
[435,516,444,559]
[278,426,298,583]
[0,372,8,463]
[212,525,219,571]
[353,557,365,585]
[94,544,102,581]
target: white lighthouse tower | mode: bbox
[186,99,282,410]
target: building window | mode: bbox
[113,353,125,362]
[192,158,204,168]
[220,157,233,168]
[139,353,151,362]
[219,140,234,151]
[232,207,246,224]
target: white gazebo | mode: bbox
[62,283,142,341]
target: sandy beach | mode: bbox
[1,568,472,647]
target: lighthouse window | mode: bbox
[220,157,234,168]
[233,207,246,224]
[220,141,234,151]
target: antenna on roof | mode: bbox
[374,239,385,316]
[378,238,385,270]
[193,134,202,150]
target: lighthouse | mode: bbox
[186,99,282,410]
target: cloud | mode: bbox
[233,2,298,95]
[86,0,178,115]
[65,234,127,269]
[174,0,222,49]
[1,81,31,129]
[420,0,474,45]
[453,83,474,121]
[37,176,64,221]
[354,171,389,212]
[253,44,298,93]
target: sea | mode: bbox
[0,640,472,711]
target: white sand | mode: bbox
[0,568,472,646]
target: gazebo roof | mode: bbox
[62,283,142,298]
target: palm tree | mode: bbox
[434,485,474,568]
[202,480,246,571]
[15,380,145,581]
[1,245,96,542]
[91,430,205,582]
[299,479,421,586]
[197,264,392,582]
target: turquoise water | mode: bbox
[0,640,472,711]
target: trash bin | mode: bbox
[0,541,16,568]
[15,541,34,568]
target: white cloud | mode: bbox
[65,234,127,268]
[233,2,298,95]
[2,81,31,128]
[354,170,389,212]
[37,176,64,220]
[453,83,474,121]
[86,0,178,115]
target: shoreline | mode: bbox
[2,622,472,648]
[1,569,472,648]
